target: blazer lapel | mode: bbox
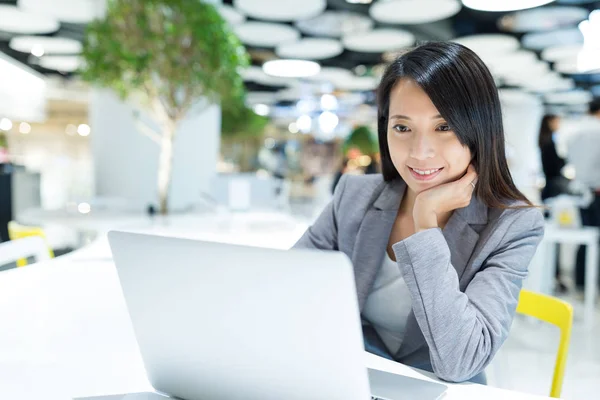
[441,196,487,283]
[352,179,405,311]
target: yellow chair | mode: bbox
[7,221,55,267]
[516,290,573,398]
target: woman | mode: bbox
[294,42,544,384]
[539,114,567,201]
[538,114,569,292]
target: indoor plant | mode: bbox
[80,0,249,214]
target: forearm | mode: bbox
[392,229,510,382]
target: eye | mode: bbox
[392,124,410,133]
[436,123,452,132]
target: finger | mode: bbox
[459,164,478,187]
[466,180,476,192]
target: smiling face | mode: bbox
[387,78,472,195]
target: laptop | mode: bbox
[89,231,447,400]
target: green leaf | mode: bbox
[80,0,249,118]
[221,103,269,139]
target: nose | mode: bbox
[409,132,435,160]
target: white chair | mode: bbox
[0,237,51,267]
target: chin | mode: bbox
[408,182,437,194]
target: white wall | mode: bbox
[8,127,92,210]
[0,52,46,122]
[90,89,220,211]
[500,89,544,203]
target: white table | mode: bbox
[0,231,551,399]
[532,224,599,326]
[17,208,310,250]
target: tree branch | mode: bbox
[144,81,173,126]
[132,110,162,145]
[174,88,193,120]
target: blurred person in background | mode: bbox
[538,114,569,292]
[539,114,567,201]
[301,137,336,185]
[294,42,543,384]
[567,99,600,290]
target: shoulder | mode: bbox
[333,173,386,217]
[338,173,384,195]
[487,202,545,242]
[570,118,600,139]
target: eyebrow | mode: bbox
[390,114,444,120]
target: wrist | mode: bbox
[414,213,438,232]
[413,198,439,232]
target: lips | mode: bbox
[408,167,443,181]
[410,168,442,176]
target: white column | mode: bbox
[89,89,220,211]
[500,89,543,204]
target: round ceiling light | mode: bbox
[343,29,415,53]
[480,50,538,67]
[235,22,300,47]
[263,59,321,78]
[318,111,339,134]
[0,5,59,34]
[39,55,83,72]
[498,6,588,33]
[276,39,344,60]
[515,76,575,92]
[554,60,582,74]
[305,67,355,86]
[531,80,576,93]
[544,90,593,105]
[334,76,379,91]
[370,0,461,25]
[522,27,583,50]
[18,0,106,23]
[233,0,326,22]
[218,5,246,25]
[461,0,556,12]
[505,70,562,87]
[541,44,583,62]
[9,36,82,55]
[295,11,373,38]
[492,61,550,79]
[241,65,298,87]
[453,34,520,56]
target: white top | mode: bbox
[566,116,600,190]
[362,251,412,355]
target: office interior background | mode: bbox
[1,0,600,399]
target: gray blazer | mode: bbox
[294,174,544,383]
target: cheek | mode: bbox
[444,145,472,178]
[387,135,408,165]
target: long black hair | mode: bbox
[377,41,531,208]
[538,114,558,148]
